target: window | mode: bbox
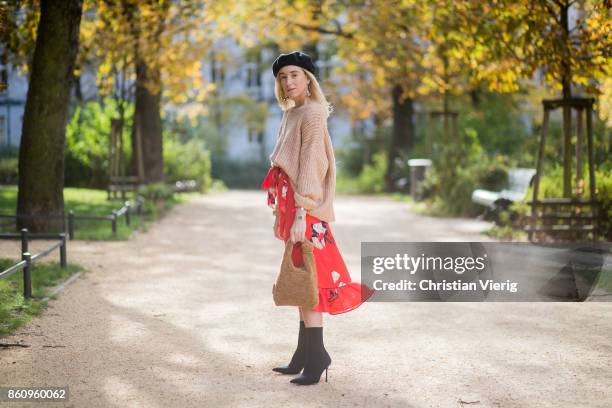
[210,56,225,88]
[212,65,224,86]
[245,50,262,89]
[245,62,261,89]
[247,125,264,144]
[0,50,7,95]
[0,116,6,145]
[245,51,263,100]
[0,67,7,94]
[317,45,337,81]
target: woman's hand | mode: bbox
[292,209,324,249]
[290,209,307,243]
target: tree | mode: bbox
[0,0,40,74]
[80,0,216,183]
[16,0,84,232]
[455,0,611,197]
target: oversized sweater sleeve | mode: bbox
[294,107,329,210]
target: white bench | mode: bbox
[472,168,536,216]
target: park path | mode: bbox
[0,190,610,408]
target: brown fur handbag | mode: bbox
[273,240,319,309]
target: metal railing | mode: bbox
[0,196,145,239]
[0,228,68,299]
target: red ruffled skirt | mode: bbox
[261,165,375,315]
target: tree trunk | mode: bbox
[16,0,83,233]
[560,3,572,198]
[385,84,414,192]
[126,0,167,184]
[132,57,164,183]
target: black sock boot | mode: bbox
[273,320,307,374]
[290,326,331,385]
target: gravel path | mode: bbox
[0,190,610,407]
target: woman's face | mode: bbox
[278,65,310,100]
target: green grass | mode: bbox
[595,267,612,293]
[388,192,460,218]
[482,225,529,241]
[0,186,17,214]
[0,258,84,337]
[0,186,197,240]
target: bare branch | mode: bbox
[543,2,562,26]
[293,22,354,39]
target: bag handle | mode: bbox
[284,239,313,253]
[283,239,314,269]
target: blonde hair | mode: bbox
[274,68,333,118]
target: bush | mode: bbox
[66,99,215,193]
[336,151,388,194]
[0,145,19,159]
[0,158,18,184]
[163,133,213,193]
[65,98,134,188]
[137,182,176,201]
[335,139,367,178]
[459,91,532,159]
[422,127,511,216]
[0,146,19,185]
[336,125,391,178]
[355,151,387,194]
[596,170,612,241]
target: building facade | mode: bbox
[0,58,28,148]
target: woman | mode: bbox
[261,51,375,386]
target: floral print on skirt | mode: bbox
[261,165,375,315]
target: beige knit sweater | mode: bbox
[269,101,336,223]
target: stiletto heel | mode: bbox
[290,327,332,385]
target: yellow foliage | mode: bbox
[599,76,612,127]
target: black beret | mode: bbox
[272,51,317,78]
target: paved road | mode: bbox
[0,191,610,407]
